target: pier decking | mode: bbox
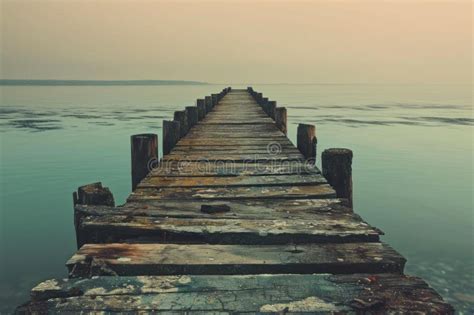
[17,89,453,313]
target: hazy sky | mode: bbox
[1,0,472,84]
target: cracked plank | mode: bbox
[20,274,453,314]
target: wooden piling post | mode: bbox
[205,96,212,112]
[275,107,287,134]
[322,148,353,208]
[260,97,268,114]
[197,99,206,120]
[297,123,317,163]
[174,110,188,138]
[130,134,158,191]
[267,101,276,119]
[73,182,115,248]
[211,94,218,107]
[73,182,115,207]
[185,106,198,128]
[163,120,180,155]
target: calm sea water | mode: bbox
[0,84,472,313]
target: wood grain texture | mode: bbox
[75,198,353,221]
[20,274,453,314]
[129,184,337,200]
[76,213,381,245]
[67,242,406,277]
[138,174,328,188]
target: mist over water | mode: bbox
[0,84,472,313]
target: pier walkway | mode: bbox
[17,89,453,313]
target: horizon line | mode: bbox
[0,79,469,86]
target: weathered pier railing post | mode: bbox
[163,120,180,155]
[186,106,198,128]
[267,101,276,120]
[73,182,115,207]
[211,94,218,108]
[260,97,268,114]
[73,182,115,248]
[297,123,317,163]
[174,110,188,138]
[204,96,212,113]
[130,134,158,191]
[322,148,353,208]
[275,107,287,134]
[197,99,206,120]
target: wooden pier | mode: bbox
[17,88,453,313]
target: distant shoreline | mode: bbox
[0,79,208,86]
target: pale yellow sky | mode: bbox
[1,0,472,84]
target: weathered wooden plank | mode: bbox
[190,125,280,132]
[208,111,266,115]
[206,111,267,115]
[149,161,321,176]
[203,119,276,124]
[169,144,298,152]
[77,213,379,245]
[166,150,299,157]
[139,174,327,188]
[162,153,304,163]
[183,131,285,138]
[207,112,267,117]
[176,137,295,146]
[67,242,405,277]
[165,150,301,157]
[129,184,336,200]
[21,274,453,314]
[75,198,352,221]
[170,145,298,153]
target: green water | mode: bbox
[0,84,472,313]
